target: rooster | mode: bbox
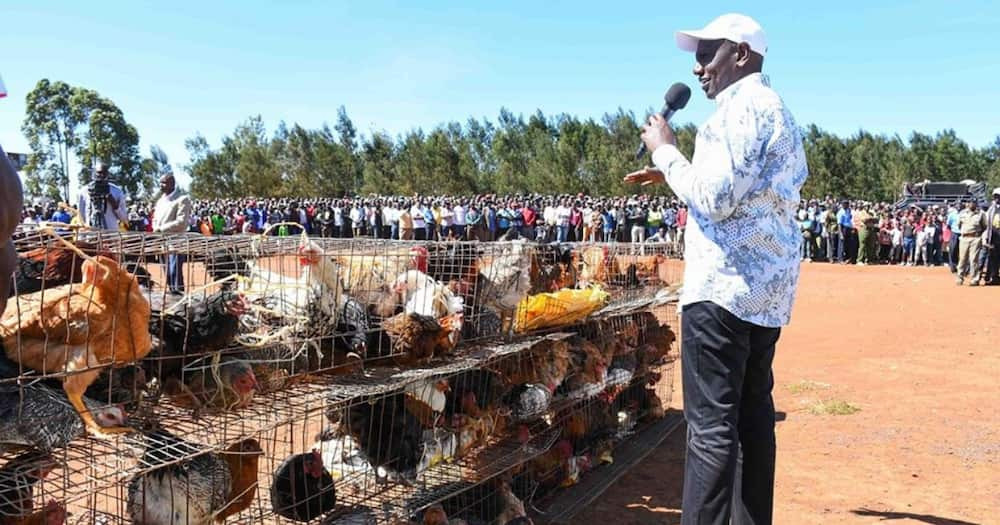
[126,431,262,525]
[0,452,63,525]
[0,255,152,437]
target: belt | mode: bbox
[961,233,981,238]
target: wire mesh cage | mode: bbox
[2,227,680,524]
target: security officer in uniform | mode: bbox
[985,188,1000,285]
[956,199,987,286]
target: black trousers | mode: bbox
[681,301,781,525]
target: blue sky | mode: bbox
[2,0,998,193]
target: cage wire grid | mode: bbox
[3,227,680,524]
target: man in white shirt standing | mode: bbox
[626,14,808,525]
[78,161,128,230]
[452,201,467,240]
[152,172,193,294]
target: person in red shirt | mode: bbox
[676,203,688,257]
[569,204,583,242]
[521,204,537,239]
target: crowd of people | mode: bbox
[795,193,1000,285]
[18,173,1000,286]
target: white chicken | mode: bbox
[475,239,533,334]
[392,270,465,318]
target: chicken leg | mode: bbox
[58,345,132,437]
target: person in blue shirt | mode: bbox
[836,201,853,263]
[50,206,72,226]
[485,204,497,242]
[946,201,961,273]
[602,208,616,242]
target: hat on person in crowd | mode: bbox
[676,13,768,56]
[993,187,1000,196]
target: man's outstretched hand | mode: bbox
[624,166,666,186]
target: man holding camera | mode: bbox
[78,161,128,230]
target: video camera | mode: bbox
[88,165,112,229]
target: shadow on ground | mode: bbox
[576,419,686,525]
[851,508,981,525]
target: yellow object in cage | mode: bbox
[514,286,610,332]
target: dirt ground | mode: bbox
[584,263,1000,525]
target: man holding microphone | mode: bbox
[625,14,808,525]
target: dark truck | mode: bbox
[894,180,987,210]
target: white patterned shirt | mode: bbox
[652,73,808,327]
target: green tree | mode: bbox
[21,79,86,200]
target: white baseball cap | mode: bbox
[676,13,768,57]
[992,187,1000,196]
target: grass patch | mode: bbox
[808,399,860,416]
[787,380,831,395]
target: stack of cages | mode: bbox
[1,226,680,524]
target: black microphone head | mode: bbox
[664,83,692,111]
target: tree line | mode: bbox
[19,79,1000,204]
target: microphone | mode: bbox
[635,82,692,160]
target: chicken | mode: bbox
[0,452,61,525]
[578,246,618,287]
[162,355,260,416]
[471,240,533,334]
[529,244,576,294]
[145,289,248,382]
[526,440,576,498]
[506,384,552,423]
[215,439,265,523]
[495,339,570,392]
[453,411,503,458]
[495,479,530,525]
[403,379,451,427]
[443,369,507,421]
[382,313,463,366]
[422,505,451,525]
[126,431,261,525]
[560,400,617,453]
[341,393,425,477]
[0,378,127,453]
[8,241,95,297]
[270,450,337,522]
[559,337,609,398]
[83,365,148,414]
[238,242,366,382]
[336,246,429,318]
[1,500,65,525]
[0,255,152,436]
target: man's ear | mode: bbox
[735,42,753,68]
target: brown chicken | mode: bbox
[0,255,152,436]
[383,312,463,365]
[496,339,570,392]
[561,337,608,392]
[215,439,265,523]
[9,241,94,297]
